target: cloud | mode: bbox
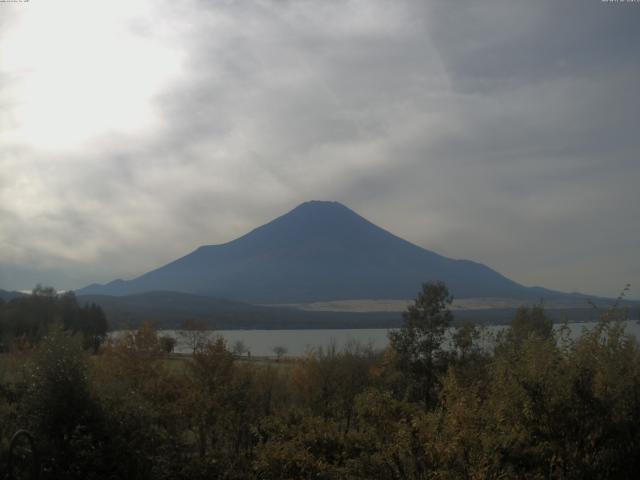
[1,0,639,299]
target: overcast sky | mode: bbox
[1,0,639,299]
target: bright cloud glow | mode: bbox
[0,0,183,151]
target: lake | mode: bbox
[114,319,640,357]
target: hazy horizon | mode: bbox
[1,0,639,299]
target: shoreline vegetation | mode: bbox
[0,282,638,478]
[109,318,640,358]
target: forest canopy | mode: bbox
[0,285,108,352]
[0,282,637,479]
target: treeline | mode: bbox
[0,285,108,352]
[0,282,638,479]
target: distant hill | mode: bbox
[77,291,607,330]
[77,291,402,330]
[0,289,27,302]
[77,200,586,303]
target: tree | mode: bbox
[507,304,553,344]
[232,339,248,357]
[290,340,377,432]
[388,281,453,408]
[159,335,177,353]
[272,345,287,361]
[0,286,108,350]
[83,302,108,353]
[180,319,209,354]
[452,321,481,360]
[22,325,102,476]
[189,337,235,459]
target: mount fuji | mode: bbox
[76,201,568,304]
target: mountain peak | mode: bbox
[294,200,346,210]
[286,200,355,219]
[77,200,539,302]
[240,200,377,245]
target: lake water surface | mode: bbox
[116,320,640,357]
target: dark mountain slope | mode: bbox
[77,201,568,303]
[77,291,614,330]
[0,289,27,302]
[77,291,401,329]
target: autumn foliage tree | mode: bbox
[388,281,453,408]
[1,283,639,479]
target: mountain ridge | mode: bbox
[0,289,28,302]
[76,290,612,330]
[76,201,577,303]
